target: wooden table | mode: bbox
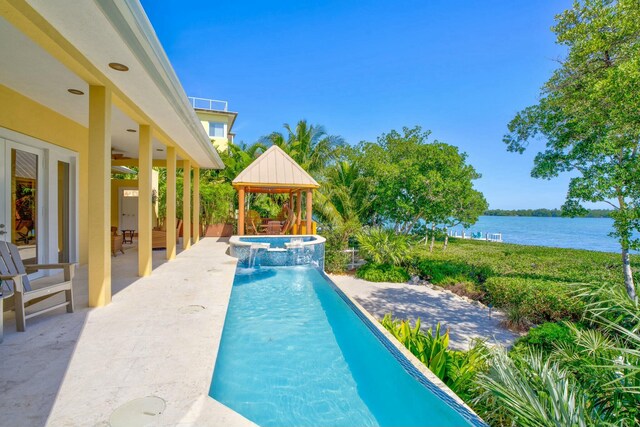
[121,229,135,244]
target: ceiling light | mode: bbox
[126,129,137,133]
[108,62,129,72]
[67,89,84,95]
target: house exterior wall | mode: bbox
[195,110,234,153]
[0,84,89,264]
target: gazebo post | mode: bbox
[238,186,245,236]
[306,189,313,235]
[296,190,302,234]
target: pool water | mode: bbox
[209,266,482,427]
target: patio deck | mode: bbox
[0,238,255,427]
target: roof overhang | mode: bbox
[4,0,224,169]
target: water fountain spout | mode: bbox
[248,243,270,268]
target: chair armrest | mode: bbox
[0,273,26,292]
[25,263,76,281]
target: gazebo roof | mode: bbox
[232,145,320,193]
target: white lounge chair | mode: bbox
[0,241,74,332]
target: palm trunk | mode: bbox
[429,224,436,252]
[622,247,637,304]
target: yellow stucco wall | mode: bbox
[196,110,232,153]
[0,84,90,264]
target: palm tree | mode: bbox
[261,119,344,174]
[218,141,266,183]
[315,160,374,246]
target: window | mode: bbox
[208,122,225,138]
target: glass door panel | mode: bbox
[0,139,6,243]
[10,148,39,265]
[57,161,70,263]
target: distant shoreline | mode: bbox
[484,208,611,218]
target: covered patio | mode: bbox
[232,146,320,236]
[0,0,224,312]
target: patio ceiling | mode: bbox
[0,1,223,167]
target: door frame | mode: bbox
[118,186,139,233]
[0,127,79,270]
[0,138,6,243]
[4,140,45,267]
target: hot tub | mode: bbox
[229,235,326,269]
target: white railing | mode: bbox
[188,97,228,112]
[449,230,503,242]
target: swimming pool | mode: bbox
[209,266,486,427]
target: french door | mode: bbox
[1,139,45,267]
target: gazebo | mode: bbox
[232,145,320,235]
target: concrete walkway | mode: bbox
[0,238,255,427]
[330,275,519,350]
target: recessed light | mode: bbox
[67,89,84,95]
[126,129,137,133]
[108,62,129,72]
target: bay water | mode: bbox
[451,216,637,254]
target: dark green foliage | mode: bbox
[484,208,612,218]
[513,322,576,354]
[417,258,492,287]
[483,277,583,324]
[356,263,410,283]
[324,249,350,274]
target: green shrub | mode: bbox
[356,227,410,266]
[356,263,410,282]
[417,258,492,286]
[513,322,576,354]
[325,249,350,274]
[483,277,583,324]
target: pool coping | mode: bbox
[229,234,326,248]
[320,271,489,427]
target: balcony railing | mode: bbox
[188,97,228,112]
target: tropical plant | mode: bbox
[381,315,451,378]
[475,348,607,427]
[261,119,344,174]
[356,227,410,266]
[217,141,266,183]
[381,314,489,401]
[199,181,235,226]
[504,0,640,302]
[315,159,374,245]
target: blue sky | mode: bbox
[141,0,586,210]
